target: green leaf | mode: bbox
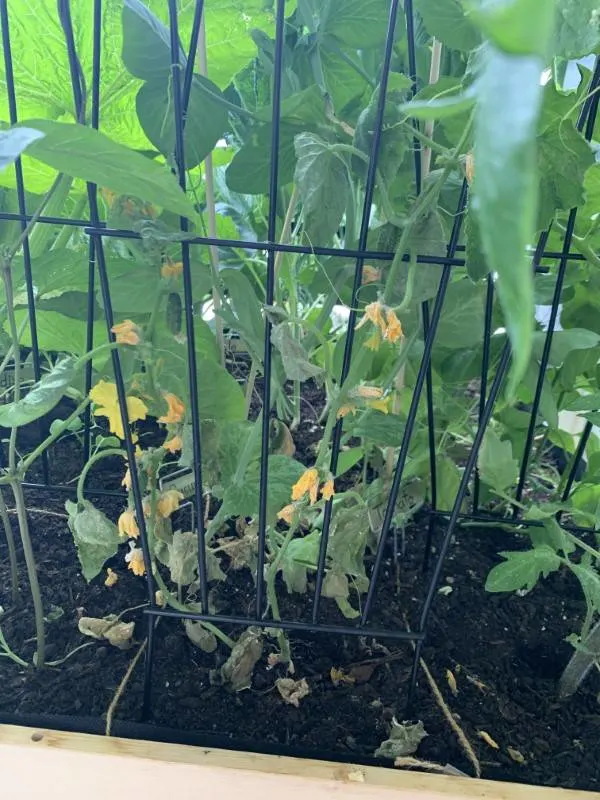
[414,0,481,52]
[65,500,121,582]
[570,562,600,613]
[478,427,518,492]
[553,0,600,59]
[529,518,576,557]
[219,268,265,362]
[565,392,600,412]
[19,120,198,222]
[400,87,475,121]
[122,0,185,81]
[485,546,561,593]
[281,531,320,594]
[532,328,600,366]
[9,309,108,361]
[350,411,406,448]
[473,45,544,396]
[0,127,44,171]
[271,322,324,382]
[336,447,364,478]
[298,0,392,49]
[294,133,349,246]
[221,455,305,524]
[164,356,245,422]
[468,0,555,57]
[436,456,462,511]
[136,75,229,169]
[436,279,486,349]
[0,357,77,428]
[226,124,298,195]
[536,85,594,230]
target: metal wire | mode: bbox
[1,0,599,736]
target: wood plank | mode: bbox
[0,724,597,799]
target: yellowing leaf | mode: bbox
[478,730,499,750]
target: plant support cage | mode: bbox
[1,0,600,734]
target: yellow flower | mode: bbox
[384,308,403,343]
[89,380,148,440]
[158,393,185,424]
[104,568,119,587]
[164,434,183,454]
[277,504,296,525]
[111,320,140,346]
[337,404,357,419]
[125,543,145,576]
[356,301,403,348]
[352,384,384,400]
[118,509,139,539]
[291,468,320,505]
[161,260,184,279]
[356,301,386,332]
[157,489,183,518]
[321,479,335,501]
[361,265,381,285]
[155,590,166,607]
[367,397,391,414]
[365,330,382,351]
[122,468,131,491]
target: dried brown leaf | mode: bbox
[275,677,310,708]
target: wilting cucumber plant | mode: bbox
[0,0,600,695]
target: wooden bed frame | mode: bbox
[1,724,598,799]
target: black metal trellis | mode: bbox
[1,0,600,743]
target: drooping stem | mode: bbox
[0,487,19,604]
[76,448,127,506]
[421,38,443,183]
[20,398,90,475]
[10,480,45,666]
[244,358,259,419]
[197,15,225,366]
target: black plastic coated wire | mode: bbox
[311,0,402,625]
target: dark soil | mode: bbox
[1,413,599,792]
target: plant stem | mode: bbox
[153,570,234,649]
[197,15,225,367]
[10,479,45,666]
[244,359,259,418]
[50,192,86,253]
[5,173,65,265]
[0,627,28,667]
[20,398,90,475]
[0,487,19,604]
[421,38,443,183]
[76,448,126,505]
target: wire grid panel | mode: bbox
[0,0,599,717]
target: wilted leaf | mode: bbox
[375,720,428,760]
[184,620,218,653]
[330,666,356,686]
[78,615,134,650]
[271,322,324,382]
[65,500,121,582]
[221,627,263,691]
[168,531,198,586]
[275,677,310,708]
